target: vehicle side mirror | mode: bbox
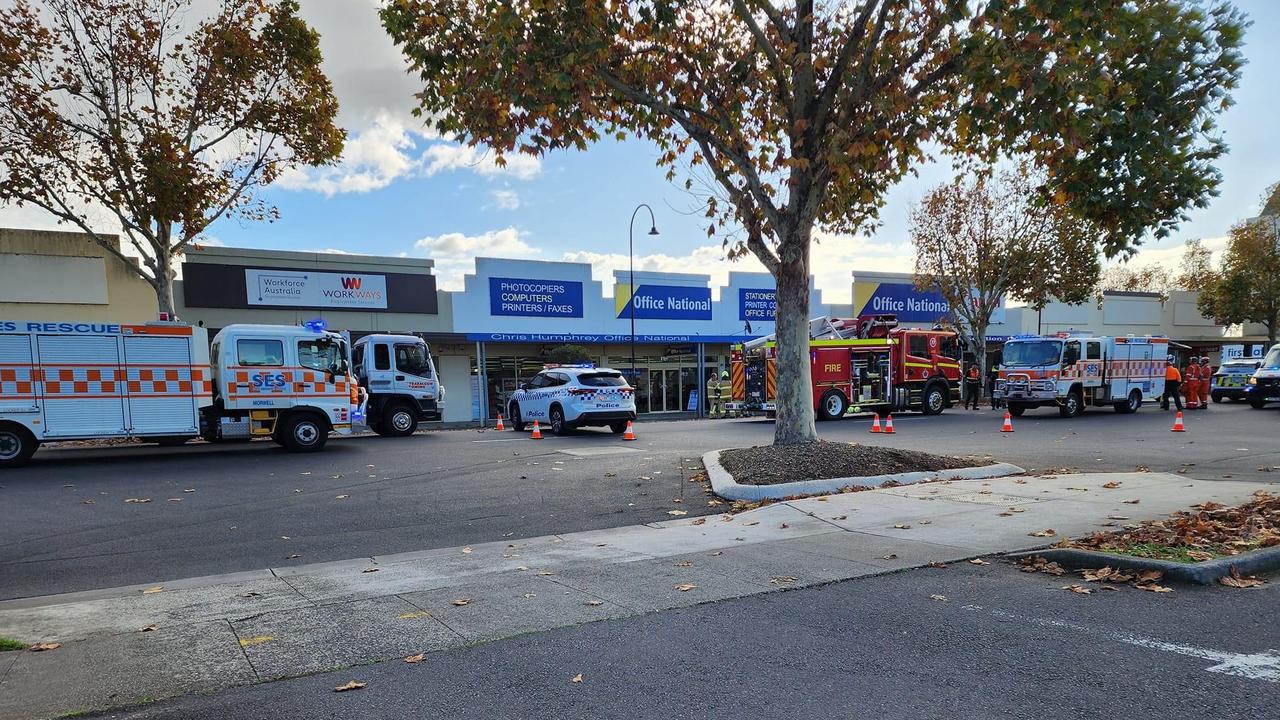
[519,383,530,391]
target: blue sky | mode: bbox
[5,1,1277,304]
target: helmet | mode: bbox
[720,370,729,379]
[1200,356,1210,363]
[1167,355,1175,363]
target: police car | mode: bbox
[1210,358,1261,403]
[506,365,636,435]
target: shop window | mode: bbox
[374,343,391,371]
[908,334,929,358]
[237,339,283,367]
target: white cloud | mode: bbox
[1109,235,1230,270]
[490,189,521,210]
[422,144,541,180]
[414,227,541,290]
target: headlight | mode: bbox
[1250,377,1258,385]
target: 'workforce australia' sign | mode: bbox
[245,269,387,309]
[489,277,584,318]
[739,288,777,320]
[615,284,712,320]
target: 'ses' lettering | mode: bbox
[252,373,287,389]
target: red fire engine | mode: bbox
[729,315,962,419]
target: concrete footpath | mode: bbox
[0,471,1269,719]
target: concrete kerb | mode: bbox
[1007,546,1280,586]
[702,448,1025,501]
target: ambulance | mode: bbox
[0,319,358,467]
[994,332,1168,417]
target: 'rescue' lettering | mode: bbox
[0,321,122,333]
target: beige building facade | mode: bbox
[0,228,157,323]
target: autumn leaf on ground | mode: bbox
[832,515,848,520]
[240,591,261,598]
[335,494,350,499]
[140,623,158,632]
[779,523,789,529]
[743,520,759,526]
[1028,529,1057,537]
[452,598,471,606]
[404,653,426,663]
[362,567,380,574]
[1014,478,1028,484]
[927,561,948,569]
[1106,515,1130,520]
[461,546,473,554]
[1018,556,1066,576]
[882,553,898,560]
[1136,583,1174,593]
[770,576,797,585]
[691,518,707,526]
[673,561,692,567]
[522,593,536,599]
[1122,499,1140,504]
[998,512,1014,517]
[709,551,723,556]
[968,558,989,565]
[584,600,604,606]
[537,571,555,576]
[124,498,152,503]
[142,586,164,594]
[929,594,947,602]
[893,524,912,529]
[1064,584,1094,595]
[571,673,584,683]
[1187,550,1216,562]
[28,642,61,652]
[333,680,366,692]
[1135,569,1164,584]
[667,510,687,516]
[1102,481,1122,489]
[1136,465,1150,473]
[1219,566,1265,589]
[675,583,697,592]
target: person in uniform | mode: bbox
[1161,356,1183,411]
[707,371,723,418]
[1198,356,1212,409]
[1183,357,1200,410]
[964,362,983,410]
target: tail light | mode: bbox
[568,388,593,396]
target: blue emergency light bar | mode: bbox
[302,319,327,333]
[543,363,594,369]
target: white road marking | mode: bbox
[964,605,1280,682]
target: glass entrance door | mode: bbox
[648,369,682,412]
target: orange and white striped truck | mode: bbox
[994,332,1168,418]
[0,320,360,466]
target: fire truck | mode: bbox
[0,319,360,467]
[729,314,962,420]
[994,332,1168,417]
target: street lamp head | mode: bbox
[648,225,659,236]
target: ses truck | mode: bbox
[994,333,1168,417]
[0,321,445,467]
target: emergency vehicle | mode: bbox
[0,319,358,467]
[729,314,962,420]
[506,364,636,435]
[1245,343,1280,409]
[994,332,1167,417]
[352,334,443,436]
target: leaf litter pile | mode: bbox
[718,441,989,486]
[1063,490,1280,565]
[1018,556,1176,593]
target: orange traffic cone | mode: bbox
[883,414,896,434]
[495,414,505,431]
[530,420,543,439]
[622,421,637,441]
[1171,411,1186,432]
[1001,411,1014,433]
[869,414,882,433]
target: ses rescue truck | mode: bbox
[994,332,1167,417]
[729,314,962,420]
[0,320,358,467]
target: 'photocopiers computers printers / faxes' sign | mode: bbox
[489,277,584,318]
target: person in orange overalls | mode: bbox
[1198,356,1212,409]
[1183,357,1200,410]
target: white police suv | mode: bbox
[506,365,636,435]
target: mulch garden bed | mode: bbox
[1063,490,1280,562]
[717,441,991,486]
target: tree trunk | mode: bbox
[772,242,819,445]
[153,240,177,319]
[973,324,988,402]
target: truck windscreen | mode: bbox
[1002,340,1062,367]
[1262,346,1280,371]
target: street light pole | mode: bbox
[629,204,659,391]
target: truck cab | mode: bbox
[996,333,1166,417]
[206,323,355,451]
[352,334,442,436]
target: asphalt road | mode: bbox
[2,401,1278,599]
[78,562,1280,720]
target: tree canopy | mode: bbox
[382,0,1245,444]
[0,0,344,314]
[1197,220,1280,343]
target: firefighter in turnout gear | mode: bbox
[1183,357,1200,410]
[707,370,730,417]
[1198,356,1212,409]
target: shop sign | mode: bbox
[853,281,1005,325]
[246,269,387,309]
[1221,344,1264,360]
[739,288,777,321]
[615,284,712,320]
[489,277,583,318]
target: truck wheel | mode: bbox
[383,403,419,437]
[609,421,629,434]
[921,383,947,416]
[817,390,849,421]
[0,424,39,468]
[508,403,526,431]
[1211,393,1223,404]
[1007,404,1027,417]
[549,405,572,436]
[1250,397,1267,409]
[1059,390,1083,418]
[279,413,328,452]
[1114,390,1142,414]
